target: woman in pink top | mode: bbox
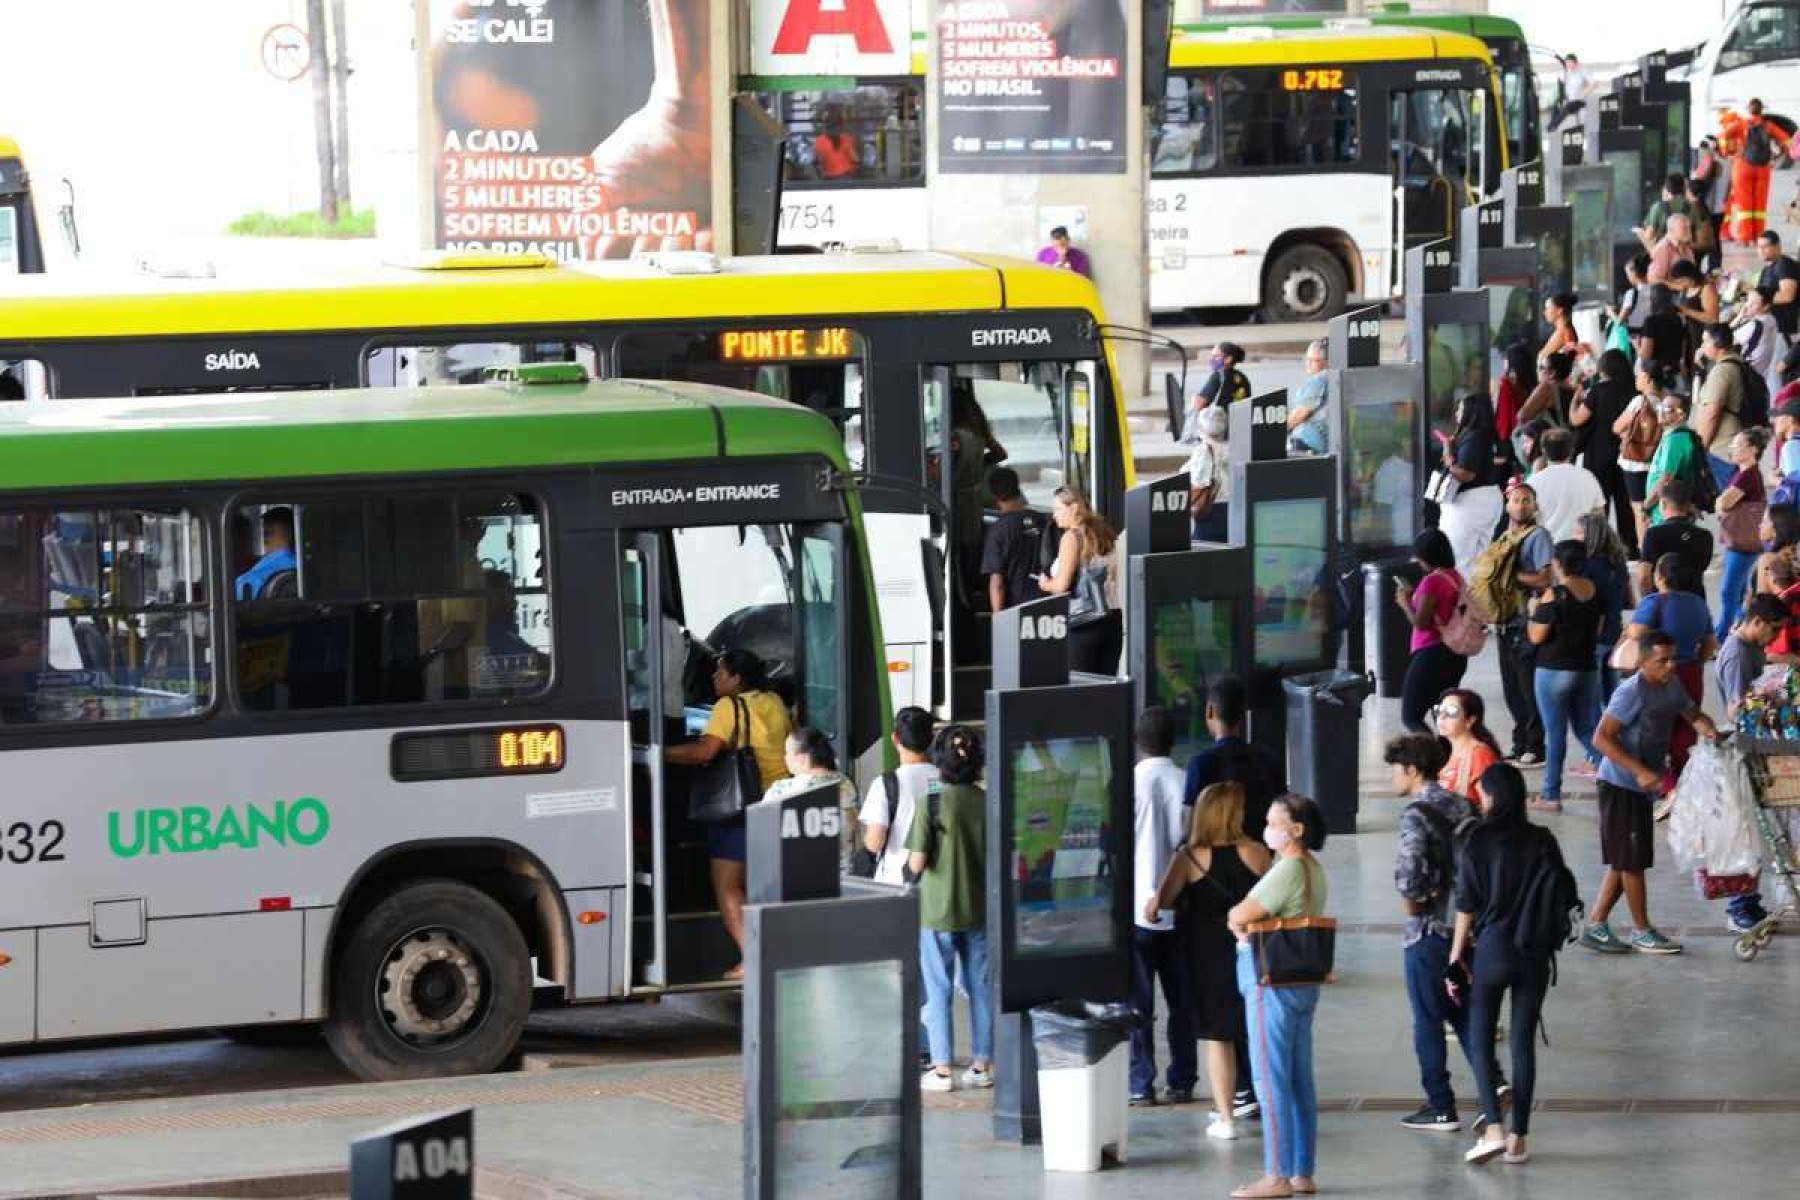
[1393,529,1470,734]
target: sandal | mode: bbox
[1503,1136,1530,1164]
[1230,1178,1295,1199]
[1289,1179,1318,1195]
[1527,796,1563,813]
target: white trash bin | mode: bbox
[1030,1003,1134,1173]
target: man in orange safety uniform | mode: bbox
[1720,99,1791,245]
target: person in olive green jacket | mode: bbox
[907,725,993,1093]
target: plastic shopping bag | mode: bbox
[1701,742,1763,878]
[1666,741,1720,874]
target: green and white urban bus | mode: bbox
[0,375,886,1079]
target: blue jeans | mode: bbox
[921,928,992,1067]
[1717,547,1760,641]
[1533,667,1601,801]
[1130,926,1197,1096]
[1708,453,1737,494]
[1237,948,1319,1179]
[1404,932,1477,1115]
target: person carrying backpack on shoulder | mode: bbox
[1395,529,1481,734]
[1472,482,1555,766]
[1451,762,1581,1167]
[1694,323,1762,494]
[1387,735,1505,1135]
[1643,390,1714,523]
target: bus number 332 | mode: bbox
[2,820,67,865]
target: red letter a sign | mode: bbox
[771,0,895,55]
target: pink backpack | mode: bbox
[1435,570,1488,657]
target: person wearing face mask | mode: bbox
[1199,342,1252,409]
[1226,794,1331,1200]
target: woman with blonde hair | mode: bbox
[1147,781,1271,1141]
[1036,484,1124,673]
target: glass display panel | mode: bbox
[1251,497,1328,666]
[1345,392,1419,551]
[1424,319,1484,444]
[1607,153,1642,241]
[1569,184,1612,294]
[1011,737,1117,958]
[1488,280,1535,381]
[1146,595,1234,764]
[774,960,903,1197]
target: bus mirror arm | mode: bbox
[822,470,950,522]
[1097,324,1188,398]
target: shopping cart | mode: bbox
[1732,739,1800,961]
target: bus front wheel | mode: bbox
[324,878,532,1082]
[1261,244,1347,324]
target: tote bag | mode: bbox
[1247,857,1336,987]
[687,695,764,824]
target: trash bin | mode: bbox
[1028,1001,1138,1172]
[1362,557,1422,700]
[1284,669,1376,835]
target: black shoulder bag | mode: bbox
[687,695,763,824]
[849,770,901,878]
[1247,857,1337,988]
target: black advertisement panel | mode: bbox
[1129,547,1250,766]
[985,680,1133,1013]
[937,0,1129,175]
[746,892,921,1200]
[428,1,715,259]
[1227,457,1338,675]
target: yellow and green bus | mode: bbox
[0,249,1129,718]
[0,375,886,1077]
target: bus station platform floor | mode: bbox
[4,647,1795,1200]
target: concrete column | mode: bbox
[925,1,1151,397]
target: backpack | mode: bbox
[1513,833,1584,989]
[1434,570,1489,656]
[1727,357,1771,430]
[1408,797,1479,906]
[848,770,901,878]
[1466,526,1534,625]
[1671,427,1720,513]
[1744,120,1774,167]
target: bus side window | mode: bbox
[232,492,551,711]
[364,341,597,387]
[0,507,211,724]
[1152,74,1217,175]
[0,359,50,400]
[1221,70,1359,170]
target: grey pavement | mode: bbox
[3,649,1797,1199]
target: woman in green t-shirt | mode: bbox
[1226,795,1330,1200]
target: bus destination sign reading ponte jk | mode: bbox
[718,327,855,362]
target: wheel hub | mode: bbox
[1281,267,1328,316]
[379,929,483,1041]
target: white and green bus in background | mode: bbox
[0,375,886,1079]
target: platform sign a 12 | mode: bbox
[350,1108,472,1200]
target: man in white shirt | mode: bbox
[1530,426,1606,540]
[857,706,939,886]
[1129,706,1195,1105]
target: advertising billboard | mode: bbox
[937,0,1129,174]
[428,0,714,259]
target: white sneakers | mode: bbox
[1207,1112,1241,1140]
[920,1064,994,1092]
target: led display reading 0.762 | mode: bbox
[1282,68,1347,91]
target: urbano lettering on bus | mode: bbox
[107,798,331,858]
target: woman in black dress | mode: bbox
[1147,780,1271,1140]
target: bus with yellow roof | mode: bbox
[0,248,1129,720]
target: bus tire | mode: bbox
[323,878,532,1082]
[1261,244,1347,323]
